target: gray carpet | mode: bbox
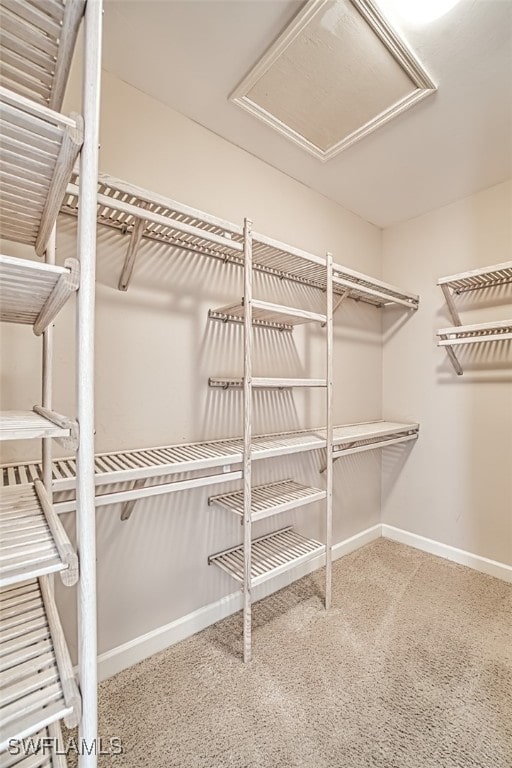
[89,539,512,767]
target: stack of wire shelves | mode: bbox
[2,128,421,666]
[0,0,102,765]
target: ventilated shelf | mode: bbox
[437,261,512,294]
[0,0,84,111]
[437,320,512,347]
[62,171,244,291]
[0,255,79,334]
[209,479,326,523]
[0,411,73,443]
[209,298,326,331]
[0,422,420,509]
[0,87,83,256]
[209,377,327,389]
[60,170,418,306]
[0,720,66,768]
[0,577,80,753]
[331,420,419,460]
[208,526,324,587]
[437,319,512,375]
[332,263,419,309]
[0,480,78,588]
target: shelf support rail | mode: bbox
[325,252,333,610]
[41,229,56,495]
[76,1,102,765]
[243,217,253,664]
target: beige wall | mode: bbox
[382,180,512,566]
[1,70,385,658]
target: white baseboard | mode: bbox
[97,522,511,682]
[97,523,381,681]
[382,524,512,584]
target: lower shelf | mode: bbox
[209,479,326,523]
[208,526,324,587]
[0,578,80,754]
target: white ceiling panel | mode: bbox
[102,0,512,227]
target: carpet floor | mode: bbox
[84,539,512,767]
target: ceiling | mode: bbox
[102,0,512,228]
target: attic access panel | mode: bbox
[230,0,436,161]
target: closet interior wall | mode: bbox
[382,179,512,566]
[1,69,420,662]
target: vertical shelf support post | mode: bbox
[243,217,253,664]
[42,227,56,495]
[325,252,333,610]
[76,1,102,765]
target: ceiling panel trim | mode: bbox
[230,0,437,162]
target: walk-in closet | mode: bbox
[0,1,511,766]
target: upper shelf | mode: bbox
[0,254,79,333]
[0,0,85,111]
[209,298,326,331]
[0,87,83,256]
[61,170,418,308]
[438,261,512,294]
[332,263,418,309]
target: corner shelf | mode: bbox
[209,479,326,523]
[0,577,80,754]
[208,527,324,587]
[437,261,512,374]
[332,263,419,309]
[0,255,79,334]
[0,480,78,588]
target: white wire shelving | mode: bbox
[0,87,83,257]
[0,255,79,333]
[437,261,512,374]
[208,299,326,331]
[209,480,326,524]
[0,411,74,443]
[0,0,102,763]
[208,527,325,588]
[0,577,80,755]
[60,169,419,311]
[0,480,78,588]
[0,421,419,504]
[209,377,327,389]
